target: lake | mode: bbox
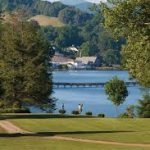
[53,70,143,117]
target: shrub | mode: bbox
[118,113,130,118]
[0,108,30,113]
[59,109,66,114]
[137,94,150,118]
[97,113,105,118]
[85,111,92,116]
[72,110,79,115]
[58,64,68,70]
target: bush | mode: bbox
[59,109,66,114]
[58,64,68,70]
[118,113,130,118]
[85,111,92,116]
[0,108,30,113]
[72,110,79,115]
[137,94,150,118]
[97,114,105,118]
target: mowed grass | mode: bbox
[10,118,150,144]
[0,137,149,150]
[29,15,64,27]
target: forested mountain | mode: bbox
[0,0,67,17]
[0,0,124,66]
[75,2,93,12]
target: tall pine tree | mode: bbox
[0,16,55,112]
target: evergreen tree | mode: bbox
[0,17,55,112]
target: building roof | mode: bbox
[52,54,74,64]
[67,46,79,52]
[75,57,96,64]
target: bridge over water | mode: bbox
[53,82,138,88]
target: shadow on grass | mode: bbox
[0,130,135,138]
[0,114,95,120]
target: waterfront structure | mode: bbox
[51,52,97,69]
[51,52,76,69]
[75,57,97,69]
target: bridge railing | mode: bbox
[53,82,138,88]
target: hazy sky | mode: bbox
[47,0,107,4]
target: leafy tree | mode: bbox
[80,42,91,56]
[0,0,67,18]
[55,25,83,48]
[0,18,55,112]
[103,0,150,87]
[41,26,58,44]
[102,49,120,66]
[58,7,92,25]
[104,77,128,113]
[136,94,150,118]
[0,80,3,98]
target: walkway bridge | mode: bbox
[53,82,138,88]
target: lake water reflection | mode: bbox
[53,70,143,117]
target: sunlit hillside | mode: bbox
[29,15,65,27]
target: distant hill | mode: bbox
[75,2,94,12]
[0,0,92,27]
[0,0,67,18]
[54,0,86,6]
[29,15,64,27]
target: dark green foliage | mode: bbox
[0,0,67,18]
[0,19,55,112]
[104,77,128,106]
[137,94,150,118]
[125,105,135,118]
[55,25,83,48]
[103,0,150,87]
[41,26,58,43]
[0,108,30,113]
[58,7,92,25]
[58,64,69,70]
[0,80,4,98]
[78,6,124,60]
[59,109,66,114]
[34,1,67,17]
[118,113,130,118]
[118,105,135,118]
[85,111,92,116]
[0,0,124,66]
[102,49,120,66]
[97,114,105,118]
[72,110,80,115]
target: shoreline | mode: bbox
[52,67,125,72]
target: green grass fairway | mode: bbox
[10,118,150,144]
[29,15,64,27]
[0,137,149,150]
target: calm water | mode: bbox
[53,70,143,117]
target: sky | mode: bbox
[46,0,107,4]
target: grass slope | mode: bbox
[0,137,149,150]
[29,15,64,27]
[10,118,150,144]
